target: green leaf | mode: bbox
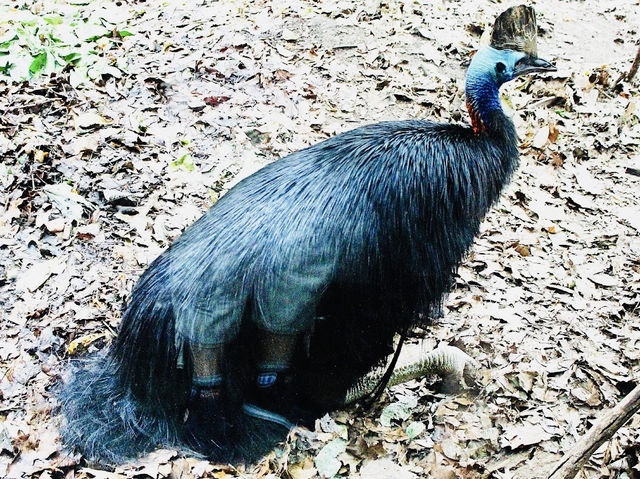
[0,3,133,83]
[43,14,63,25]
[379,395,417,427]
[0,35,18,52]
[61,52,82,64]
[29,52,47,75]
[170,154,195,171]
[20,18,38,27]
[0,60,13,74]
[405,421,426,440]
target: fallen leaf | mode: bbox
[405,421,426,440]
[589,273,618,288]
[357,458,416,479]
[66,333,106,355]
[44,183,93,221]
[74,111,109,129]
[315,438,346,478]
[282,28,299,41]
[574,165,605,195]
[501,423,553,448]
[204,96,231,106]
[532,125,550,149]
[16,257,66,292]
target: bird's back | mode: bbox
[132,119,518,341]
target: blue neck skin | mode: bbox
[465,75,502,132]
[464,47,526,133]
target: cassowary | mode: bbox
[60,5,555,464]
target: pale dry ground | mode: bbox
[0,1,639,478]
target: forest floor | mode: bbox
[1,0,639,478]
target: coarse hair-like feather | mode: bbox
[60,114,519,463]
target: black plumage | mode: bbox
[59,6,555,465]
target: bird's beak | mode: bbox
[514,55,556,77]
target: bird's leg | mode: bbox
[412,344,480,393]
[256,330,298,387]
[343,344,480,404]
[242,331,301,428]
[185,343,236,440]
[190,343,223,398]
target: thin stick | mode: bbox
[547,383,640,479]
[626,45,640,82]
[612,45,640,89]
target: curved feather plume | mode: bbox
[490,5,538,56]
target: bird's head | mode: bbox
[467,46,555,88]
[465,5,556,133]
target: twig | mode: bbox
[612,45,640,89]
[626,45,640,82]
[546,383,640,479]
[5,99,55,113]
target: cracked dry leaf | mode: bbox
[16,257,67,293]
[357,458,416,479]
[501,423,553,449]
[44,183,93,221]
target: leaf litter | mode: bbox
[0,0,639,478]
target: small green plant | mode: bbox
[0,1,134,84]
[171,154,195,172]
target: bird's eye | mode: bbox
[496,62,506,74]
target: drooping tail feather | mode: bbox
[60,352,293,463]
[59,260,290,464]
[59,282,191,463]
[111,255,192,415]
[59,353,188,464]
